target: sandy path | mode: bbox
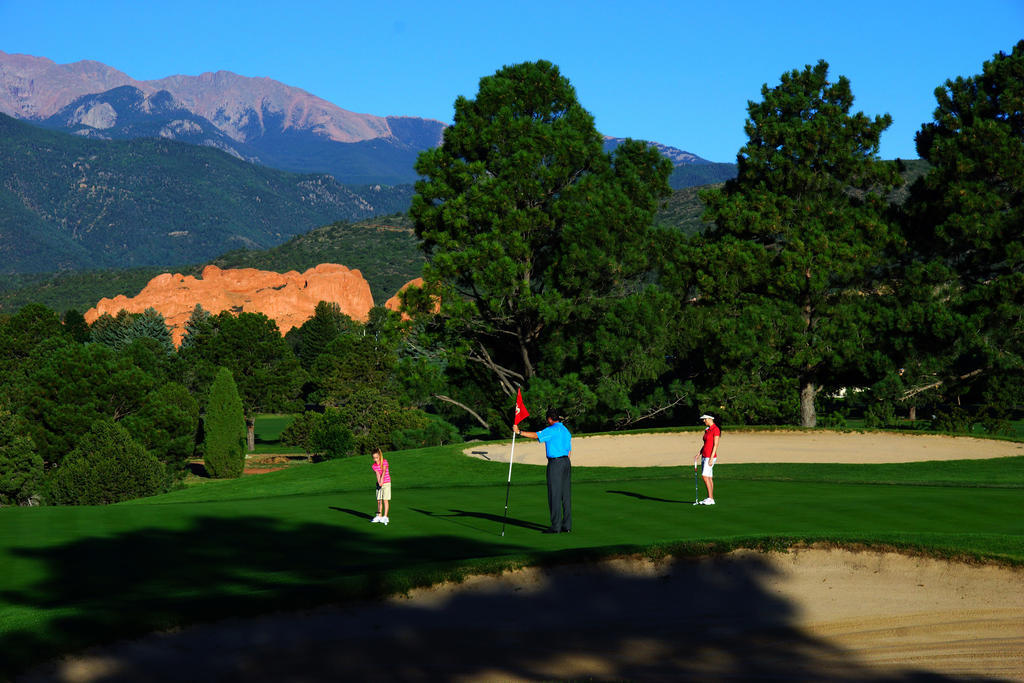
[466,430,1024,466]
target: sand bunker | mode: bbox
[466,430,1024,466]
[28,548,1024,681]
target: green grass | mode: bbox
[253,414,297,442]
[250,413,302,455]
[1,438,1022,678]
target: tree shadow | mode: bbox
[4,515,1002,682]
[1,515,517,679]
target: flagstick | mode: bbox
[501,431,517,537]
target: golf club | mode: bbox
[693,463,700,505]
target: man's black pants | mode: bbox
[546,456,572,531]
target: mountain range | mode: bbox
[1,51,733,187]
[0,51,737,280]
[0,51,446,185]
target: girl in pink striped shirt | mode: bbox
[371,448,391,525]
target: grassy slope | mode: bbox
[1,440,1021,677]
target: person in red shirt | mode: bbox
[694,414,720,505]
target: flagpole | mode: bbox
[501,431,516,537]
[503,387,528,537]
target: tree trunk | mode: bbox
[909,405,917,421]
[246,417,256,453]
[800,380,817,428]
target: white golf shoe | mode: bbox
[700,498,716,505]
[371,515,382,523]
[381,516,389,525]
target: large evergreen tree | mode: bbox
[20,342,156,466]
[0,304,70,407]
[410,60,673,430]
[698,60,901,426]
[121,382,200,482]
[898,41,1024,420]
[288,301,359,370]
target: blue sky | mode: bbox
[2,0,1021,162]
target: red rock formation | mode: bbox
[84,264,374,347]
[385,277,422,312]
[384,277,440,318]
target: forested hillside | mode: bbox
[0,114,412,272]
[211,215,423,304]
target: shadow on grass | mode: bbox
[5,516,999,682]
[606,488,688,504]
[329,506,374,521]
[410,507,548,534]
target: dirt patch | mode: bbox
[26,548,1024,681]
[467,430,1024,466]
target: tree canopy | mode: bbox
[411,60,673,429]
[897,40,1024,418]
[697,60,902,426]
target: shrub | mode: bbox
[930,406,972,434]
[48,420,165,505]
[391,414,461,450]
[864,401,896,429]
[203,367,246,478]
[818,411,848,430]
[977,406,1016,437]
[280,411,322,455]
[310,409,355,460]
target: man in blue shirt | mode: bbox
[514,409,572,533]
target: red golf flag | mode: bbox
[514,388,529,425]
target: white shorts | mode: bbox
[376,482,392,500]
[702,457,716,477]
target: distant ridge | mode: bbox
[0,51,445,185]
[2,52,734,186]
[0,51,432,144]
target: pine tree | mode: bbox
[699,60,901,426]
[410,60,673,429]
[203,367,245,478]
[294,301,358,369]
[180,304,213,350]
[898,41,1024,416]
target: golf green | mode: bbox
[1,445,1021,678]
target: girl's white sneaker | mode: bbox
[381,516,389,525]
[371,515,382,523]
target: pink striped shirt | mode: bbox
[372,459,391,484]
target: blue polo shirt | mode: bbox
[537,421,572,459]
